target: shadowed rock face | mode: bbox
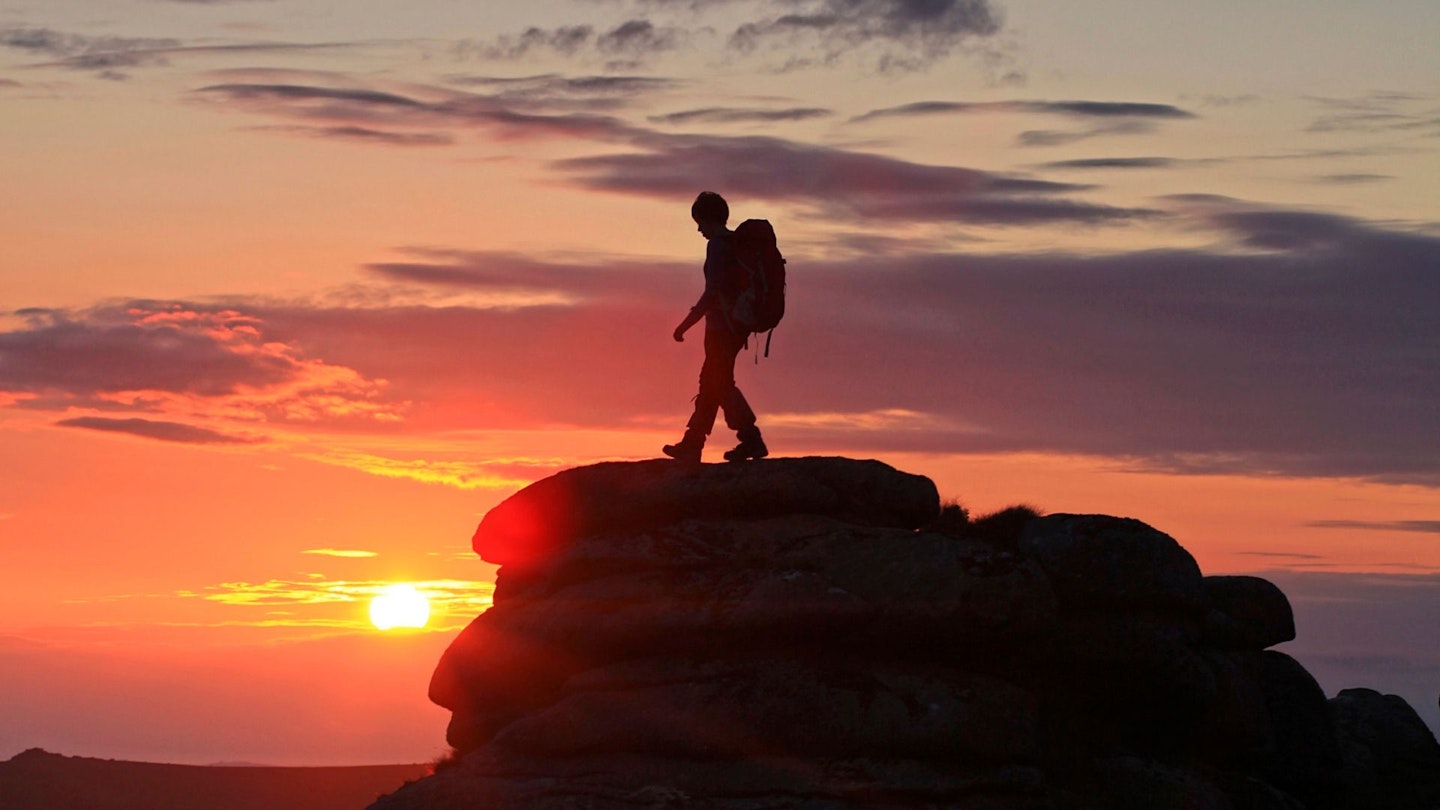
[375,457,1440,810]
[472,457,940,566]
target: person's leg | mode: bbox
[721,386,757,434]
[714,334,766,461]
[665,328,740,461]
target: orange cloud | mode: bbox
[196,577,494,631]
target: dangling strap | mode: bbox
[764,329,774,358]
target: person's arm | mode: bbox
[674,237,729,342]
[673,306,703,342]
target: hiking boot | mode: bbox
[723,436,768,462]
[662,431,705,464]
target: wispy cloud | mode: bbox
[442,73,682,111]
[851,99,1196,124]
[454,19,687,66]
[1034,147,1417,172]
[463,0,1010,74]
[0,302,403,433]
[1016,120,1157,147]
[317,199,1440,482]
[849,99,1195,148]
[1303,92,1440,137]
[189,71,1158,229]
[363,247,688,304]
[194,79,644,143]
[1033,157,1184,170]
[1238,551,1327,561]
[1311,173,1393,185]
[195,577,495,630]
[556,133,1159,225]
[0,26,350,79]
[649,106,834,125]
[55,416,261,445]
[597,19,686,59]
[729,0,1004,72]
[245,124,455,147]
[1307,520,1440,534]
[297,449,539,490]
[5,195,1438,487]
[301,549,379,558]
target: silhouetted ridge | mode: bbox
[373,457,1440,809]
[0,749,428,810]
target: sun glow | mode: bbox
[369,584,431,631]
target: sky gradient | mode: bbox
[3,0,1439,764]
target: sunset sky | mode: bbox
[3,0,1438,765]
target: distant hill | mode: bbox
[0,749,428,810]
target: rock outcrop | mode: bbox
[371,457,1440,810]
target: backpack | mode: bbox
[727,219,787,355]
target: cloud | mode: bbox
[301,549,379,558]
[363,247,690,305]
[729,0,1003,71]
[297,449,541,490]
[1311,173,1393,185]
[470,25,595,60]
[1306,521,1440,534]
[648,106,834,125]
[851,99,1197,123]
[195,577,495,629]
[194,75,1152,228]
[848,99,1194,147]
[1237,551,1326,561]
[1034,157,1183,170]
[0,302,402,428]
[245,124,454,147]
[1303,92,1440,137]
[1,306,298,397]
[1196,94,1260,108]
[55,416,261,445]
[443,73,682,111]
[556,133,1158,225]
[1036,147,1416,173]
[1015,119,1155,147]
[194,80,643,143]
[0,27,350,78]
[457,19,685,65]
[198,82,427,109]
[4,193,1436,488]
[242,195,1440,485]
[596,19,686,57]
[0,27,179,75]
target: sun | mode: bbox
[369,583,431,631]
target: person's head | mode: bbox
[691,191,729,238]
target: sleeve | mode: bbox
[690,237,731,313]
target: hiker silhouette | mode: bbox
[662,191,768,465]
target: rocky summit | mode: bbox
[371,457,1440,810]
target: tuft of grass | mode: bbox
[925,498,1043,546]
[970,504,1044,547]
[924,498,972,537]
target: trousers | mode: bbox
[686,325,756,437]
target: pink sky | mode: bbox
[2,0,1438,764]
